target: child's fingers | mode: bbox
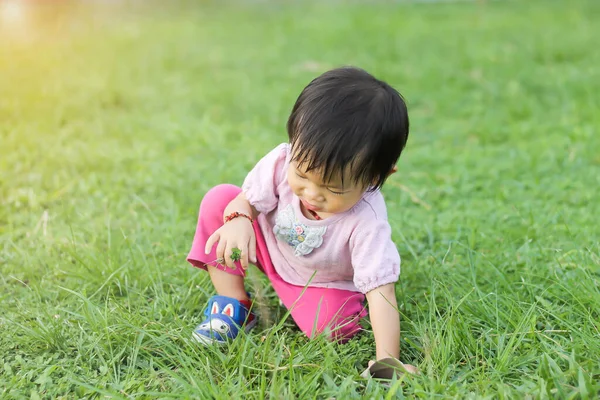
[205,230,220,255]
[249,234,257,264]
[240,245,249,270]
[216,238,227,265]
[401,363,420,375]
[224,245,236,270]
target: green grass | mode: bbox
[1,0,599,398]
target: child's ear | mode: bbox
[369,166,398,188]
[387,165,398,177]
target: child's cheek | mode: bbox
[329,197,342,212]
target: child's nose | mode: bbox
[305,186,324,201]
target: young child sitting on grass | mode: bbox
[187,66,417,374]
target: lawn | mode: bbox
[1,0,599,398]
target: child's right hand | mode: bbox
[205,218,257,270]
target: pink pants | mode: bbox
[187,184,367,342]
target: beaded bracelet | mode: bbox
[224,211,253,224]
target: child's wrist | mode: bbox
[223,211,253,224]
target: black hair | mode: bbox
[287,66,409,191]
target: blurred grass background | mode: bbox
[1,0,599,398]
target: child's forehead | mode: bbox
[292,159,351,186]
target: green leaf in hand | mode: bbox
[230,248,242,262]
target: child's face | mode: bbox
[287,160,367,219]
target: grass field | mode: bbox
[1,0,599,398]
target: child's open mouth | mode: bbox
[300,199,322,212]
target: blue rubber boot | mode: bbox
[192,295,257,345]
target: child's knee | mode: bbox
[200,184,241,212]
[328,317,363,343]
[298,314,362,343]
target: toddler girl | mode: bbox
[187,66,416,371]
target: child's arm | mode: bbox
[365,283,400,360]
[366,283,419,375]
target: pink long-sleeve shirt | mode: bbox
[242,143,401,294]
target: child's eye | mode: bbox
[296,173,307,179]
[328,189,345,195]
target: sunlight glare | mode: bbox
[1,0,26,28]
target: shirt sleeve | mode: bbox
[242,143,289,215]
[350,219,401,294]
